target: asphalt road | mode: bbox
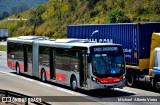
[0,51,160,105]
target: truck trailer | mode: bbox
[67,22,160,92]
[0,29,8,41]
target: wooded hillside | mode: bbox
[0,0,159,38]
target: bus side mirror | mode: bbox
[88,55,92,63]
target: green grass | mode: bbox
[0,45,7,51]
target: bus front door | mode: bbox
[80,53,88,87]
[50,49,56,80]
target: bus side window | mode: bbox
[39,46,49,67]
[70,50,79,72]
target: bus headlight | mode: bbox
[91,76,99,83]
[120,76,125,81]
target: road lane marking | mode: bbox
[115,88,137,94]
[0,71,34,81]
[0,71,16,76]
[38,82,52,87]
[17,76,34,82]
[56,87,75,95]
[0,74,7,76]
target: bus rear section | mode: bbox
[7,36,49,75]
[88,45,126,90]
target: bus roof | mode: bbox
[7,36,50,44]
[37,40,122,48]
[7,37,122,48]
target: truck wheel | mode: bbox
[153,77,160,93]
[156,81,160,93]
[126,70,135,87]
[16,64,20,74]
[71,76,78,91]
[41,69,46,82]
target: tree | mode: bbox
[67,0,77,11]
[107,8,131,23]
[87,0,99,9]
[151,0,160,14]
[26,6,45,34]
[27,6,45,26]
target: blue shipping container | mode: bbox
[67,22,160,66]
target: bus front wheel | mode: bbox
[41,69,46,82]
[71,76,78,91]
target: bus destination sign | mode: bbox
[93,47,118,53]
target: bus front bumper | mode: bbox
[89,78,126,90]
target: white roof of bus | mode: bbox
[7,36,49,43]
[37,39,122,48]
[7,37,122,48]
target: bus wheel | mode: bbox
[41,70,46,82]
[16,64,20,74]
[71,76,78,91]
[126,70,135,87]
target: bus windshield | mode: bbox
[91,46,125,77]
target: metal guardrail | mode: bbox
[0,89,50,105]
